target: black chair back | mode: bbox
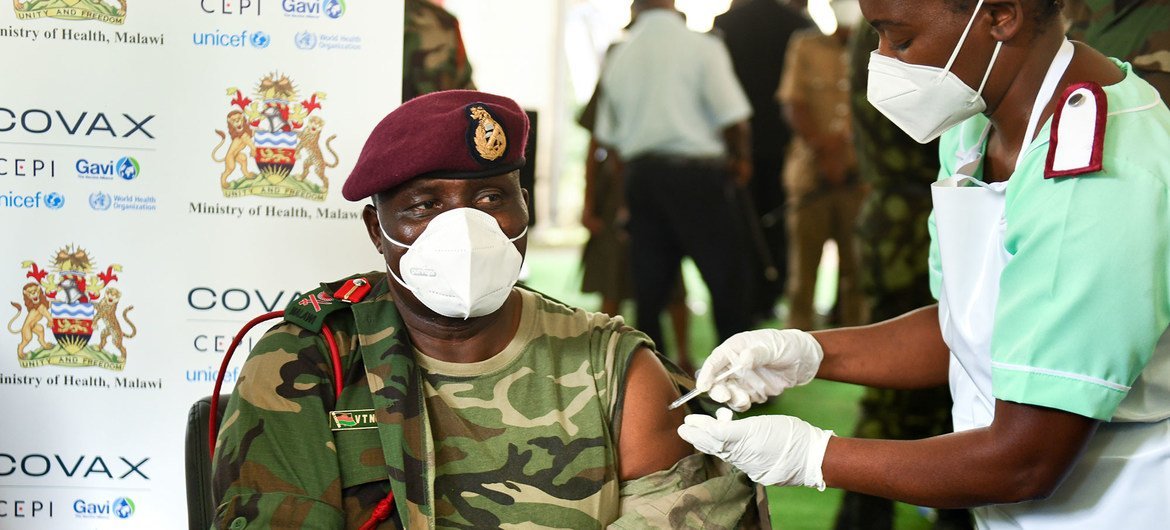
[185,395,229,530]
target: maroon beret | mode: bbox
[342,90,529,201]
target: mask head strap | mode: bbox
[942,0,987,74]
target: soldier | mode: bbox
[833,25,971,530]
[211,90,766,529]
[777,1,866,331]
[402,0,475,102]
[1063,0,1170,99]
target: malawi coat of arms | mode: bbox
[13,0,126,24]
[7,245,135,371]
[212,72,338,202]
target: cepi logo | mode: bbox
[282,0,344,19]
[192,29,272,49]
[0,157,55,177]
[201,0,262,15]
[73,497,134,520]
[76,156,139,181]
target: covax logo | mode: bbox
[0,108,155,139]
[0,453,149,480]
[187,287,301,313]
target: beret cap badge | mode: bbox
[468,104,507,162]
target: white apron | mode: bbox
[933,40,1170,529]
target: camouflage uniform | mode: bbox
[833,26,969,530]
[1064,0,1170,100]
[403,0,475,102]
[212,273,767,529]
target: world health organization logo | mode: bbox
[89,191,112,211]
[294,30,317,50]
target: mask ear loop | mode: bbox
[375,211,419,293]
[941,0,987,76]
[969,41,1003,103]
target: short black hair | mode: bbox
[944,0,1062,29]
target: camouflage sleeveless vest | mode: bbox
[416,289,646,528]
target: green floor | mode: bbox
[523,245,935,530]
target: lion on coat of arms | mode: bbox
[7,282,53,359]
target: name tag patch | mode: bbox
[330,409,378,431]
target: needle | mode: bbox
[668,367,737,410]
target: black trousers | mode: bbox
[625,155,754,352]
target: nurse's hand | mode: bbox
[677,408,833,489]
[695,329,823,411]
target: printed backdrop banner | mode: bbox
[0,1,401,527]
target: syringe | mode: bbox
[667,367,737,410]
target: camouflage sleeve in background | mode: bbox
[1064,0,1170,99]
[403,0,476,102]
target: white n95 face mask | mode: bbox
[380,207,526,319]
[866,0,1002,144]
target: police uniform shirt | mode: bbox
[593,9,752,160]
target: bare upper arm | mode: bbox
[617,347,693,481]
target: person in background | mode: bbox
[713,0,813,322]
[594,0,756,352]
[777,0,866,331]
[1063,0,1170,99]
[578,80,695,375]
[403,0,475,102]
[833,23,972,530]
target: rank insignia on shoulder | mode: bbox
[334,277,372,303]
[1045,82,1107,179]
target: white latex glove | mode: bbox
[677,408,833,490]
[695,329,824,411]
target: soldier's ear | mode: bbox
[362,204,384,255]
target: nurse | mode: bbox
[677,0,1170,527]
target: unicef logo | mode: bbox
[89,191,112,211]
[249,31,271,49]
[112,497,135,519]
[45,192,64,209]
[116,156,140,181]
[324,0,345,19]
[295,31,317,50]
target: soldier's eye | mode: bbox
[409,199,439,211]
